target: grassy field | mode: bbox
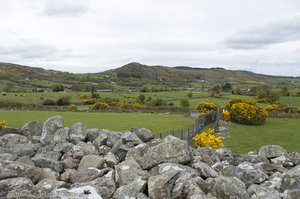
[0,110,194,135]
[225,118,300,154]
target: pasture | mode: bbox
[0,110,195,135]
[225,117,300,153]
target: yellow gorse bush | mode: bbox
[226,98,268,125]
[195,102,218,112]
[67,104,78,111]
[266,104,279,112]
[193,128,222,149]
[0,120,8,129]
[93,102,110,109]
[222,110,231,121]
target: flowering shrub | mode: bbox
[0,120,8,129]
[79,94,88,99]
[92,102,110,109]
[132,103,142,108]
[266,104,279,112]
[222,110,231,121]
[226,98,268,125]
[193,128,222,149]
[67,104,78,111]
[195,102,218,112]
[84,98,96,105]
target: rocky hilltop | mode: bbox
[0,116,300,198]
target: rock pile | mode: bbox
[0,115,300,198]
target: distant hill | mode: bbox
[0,62,299,91]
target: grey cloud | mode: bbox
[224,16,300,49]
[42,0,89,17]
[0,40,71,60]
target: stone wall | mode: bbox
[0,115,299,198]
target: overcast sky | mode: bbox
[1,0,300,76]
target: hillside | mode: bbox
[0,62,299,91]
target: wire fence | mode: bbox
[156,109,222,146]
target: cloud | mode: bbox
[42,0,89,17]
[224,16,300,49]
[0,39,72,60]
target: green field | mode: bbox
[0,110,194,135]
[225,118,300,153]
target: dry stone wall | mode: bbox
[0,115,300,199]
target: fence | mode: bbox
[156,109,222,146]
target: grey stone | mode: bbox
[9,143,39,157]
[68,122,87,144]
[148,169,180,199]
[172,177,207,199]
[72,171,116,199]
[0,177,34,198]
[53,127,69,144]
[32,153,63,173]
[16,156,35,167]
[20,120,42,138]
[192,161,218,179]
[0,134,28,147]
[78,155,104,171]
[0,160,32,180]
[289,152,300,166]
[0,153,18,161]
[121,131,143,145]
[40,115,64,144]
[93,133,108,148]
[149,162,199,177]
[33,178,66,194]
[235,162,268,187]
[212,176,250,199]
[132,127,154,142]
[115,158,150,186]
[86,128,101,142]
[50,185,103,199]
[259,145,287,159]
[193,146,220,166]
[104,152,119,167]
[0,128,19,136]
[106,131,122,147]
[72,141,99,159]
[99,145,111,155]
[113,178,146,199]
[261,172,283,190]
[284,189,300,199]
[281,165,300,190]
[69,168,112,183]
[61,157,79,170]
[247,184,280,199]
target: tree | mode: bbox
[267,91,280,102]
[187,92,193,98]
[281,86,290,96]
[212,85,221,94]
[52,84,64,92]
[221,82,232,92]
[180,99,190,107]
[136,94,145,104]
[140,86,149,92]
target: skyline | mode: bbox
[1,0,300,76]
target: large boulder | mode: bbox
[69,168,112,183]
[93,133,108,148]
[0,134,28,147]
[40,116,64,144]
[0,160,32,180]
[20,120,42,139]
[115,158,150,186]
[212,176,250,199]
[281,165,300,190]
[191,160,218,179]
[148,169,180,199]
[32,152,63,173]
[113,178,146,199]
[247,184,280,199]
[68,122,87,144]
[132,127,154,142]
[8,143,39,157]
[53,127,69,144]
[234,162,268,187]
[77,155,104,171]
[71,171,116,199]
[71,142,99,159]
[0,177,34,197]
[50,185,102,199]
[0,128,19,136]
[128,136,192,170]
[259,145,287,159]
[33,178,66,194]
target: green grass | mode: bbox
[225,118,300,154]
[0,110,194,135]
[280,96,300,107]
